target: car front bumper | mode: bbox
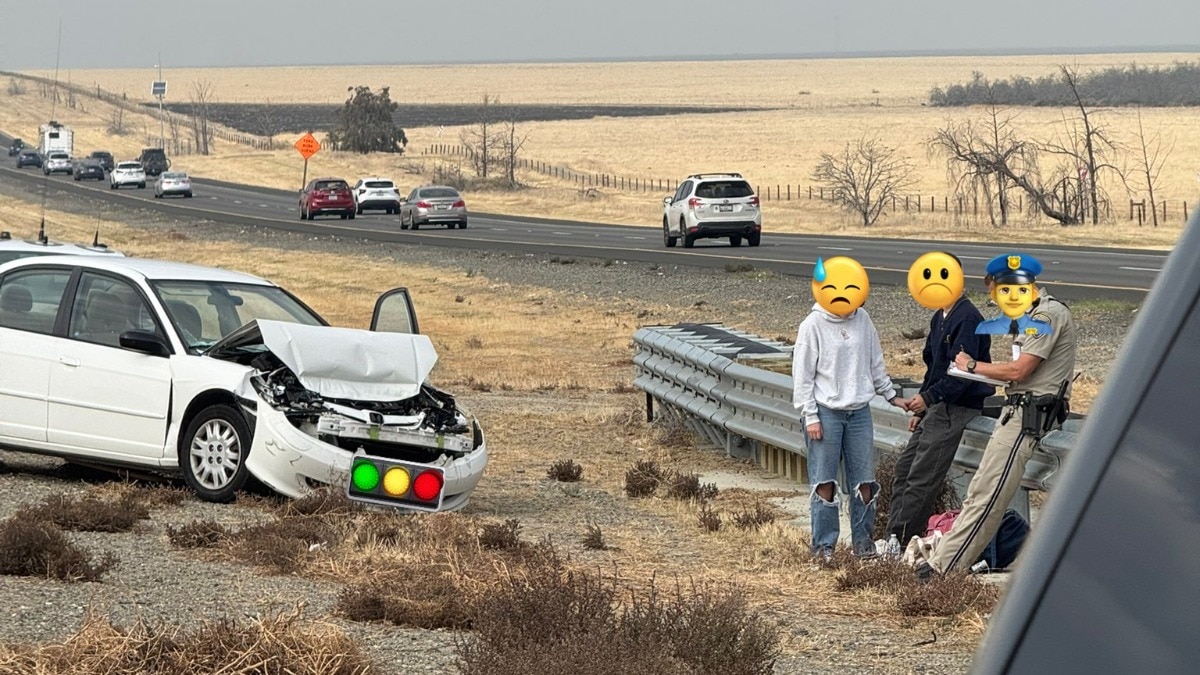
[242,396,488,512]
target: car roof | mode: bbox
[1,255,273,285]
[358,176,394,182]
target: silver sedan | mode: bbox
[154,171,193,198]
[399,186,468,230]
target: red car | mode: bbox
[299,178,356,220]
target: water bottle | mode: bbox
[886,534,901,558]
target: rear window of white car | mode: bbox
[694,181,754,199]
[49,153,69,160]
[365,180,394,189]
[117,162,142,170]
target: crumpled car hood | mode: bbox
[205,319,438,401]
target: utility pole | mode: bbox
[156,52,165,149]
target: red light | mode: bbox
[750,196,760,206]
[413,471,444,501]
[416,200,432,208]
[358,188,366,194]
[452,200,465,208]
[687,197,701,209]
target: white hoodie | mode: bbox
[792,303,897,426]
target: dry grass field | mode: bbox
[8,52,1197,248]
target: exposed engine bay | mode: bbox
[247,352,476,464]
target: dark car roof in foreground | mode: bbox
[972,216,1200,673]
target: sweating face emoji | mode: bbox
[993,282,1039,319]
[812,256,870,316]
[907,252,965,310]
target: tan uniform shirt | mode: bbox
[1010,293,1077,397]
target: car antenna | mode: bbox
[37,218,48,245]
[91,226,109,251]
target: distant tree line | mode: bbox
[930,62,1200,107]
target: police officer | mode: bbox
[917,253,1077,578]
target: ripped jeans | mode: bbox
[806,403,878,557]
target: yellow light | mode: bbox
[382,467,411,496]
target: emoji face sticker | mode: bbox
[812,256,869,316]
[993,281,1039,319]
[907,252,964,310]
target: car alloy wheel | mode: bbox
[181,404,251,503]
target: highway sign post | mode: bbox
[294,132,321,188]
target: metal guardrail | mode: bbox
[633,323,1081,516]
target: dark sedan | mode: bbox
[7,139,24,156]
[73,159,107,181]
[89,150,115,172]
[14,149,42,169]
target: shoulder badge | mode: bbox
[1032,313,1051,324]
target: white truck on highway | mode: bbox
[38,121,73,156]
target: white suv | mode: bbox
[662,173,761,248]
[352,177,402,214]
[43,152,72,175]
[110,161,146,190]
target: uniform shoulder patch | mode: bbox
[1032,312,1051,324]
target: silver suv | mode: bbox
[662,173,761,248]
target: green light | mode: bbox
[351,461,381,491]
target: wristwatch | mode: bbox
[966,359,977,373]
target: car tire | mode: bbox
[748,233,761,247]
[412,222,420,230]
[154,192,161,199]
[356,206,363,215]
[138,183,146,189]
[74,175,80,181]
[663,220,677,248]
[730,236,742,247]
[306,206,315,221]
[185,192,193,198]
[180,404,252,504]
[348,211,355,220]
[681,219,695,248]
[459,220,468,229]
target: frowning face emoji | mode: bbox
[812,256,870,316]
[908,251,964,310]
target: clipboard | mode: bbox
[947,363,1009,387]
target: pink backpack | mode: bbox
[925,510,961,537]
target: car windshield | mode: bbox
[694,181,754,199]
[151,280,325,353]
[420,188,459,199]
[365,180,394,188]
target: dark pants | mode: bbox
[886,402,980,543]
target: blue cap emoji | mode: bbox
[985,253,1042,285]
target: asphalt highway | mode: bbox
[0,133,1172,303]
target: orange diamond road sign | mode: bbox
[294,133,320,160]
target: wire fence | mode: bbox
[422,144,1194,224]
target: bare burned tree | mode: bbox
[256,98,280,147]
[930,100,1024,225]
[1131,107,1174,227]
[931,118,1078,225]
[499,116,529,187]
[812,136,914,227]
[461,94,501,179]
[189,80,216,156]
[1042,66,1122,224]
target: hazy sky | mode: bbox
[1,0,1198,70]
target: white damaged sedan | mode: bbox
[0,256,487,511]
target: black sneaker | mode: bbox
[915,561,936,583]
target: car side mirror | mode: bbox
[663,197,673,206]
[119,330,172,357]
